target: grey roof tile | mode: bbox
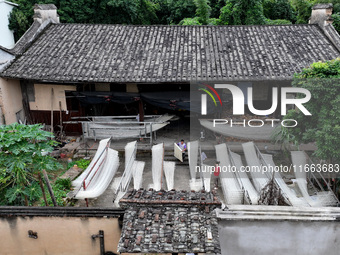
[118,189,221,253]
[2,24,340,82]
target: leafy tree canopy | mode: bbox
[332,13,340,33]
[8,0,340,40]
[9,0,197,40]
[194,0,211,25]
[263,0,296,22]
[179,0,213,25]
[283,59,340,163]
[290,0,312,24]
[219,0,267,25]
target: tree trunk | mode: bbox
[38,173,48,206]
[24,195,28,206]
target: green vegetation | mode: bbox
[332,13,340,32]
[7,0,340,40]
[66,158,91,171]
[219,0,267,25]
[281,59,340,164]
[39,178,72,206]
[0,123,62,206]
[265,18,292,24]
[264,0,296,22]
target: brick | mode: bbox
[136,236,142,245]
[139,211,145,219]
[124,239,129,248]
[151,234,158,243]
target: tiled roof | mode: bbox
[34,3,57,10]
[324,25,340,52]
[118,189,221,254]
[1,24,340,83]
[119,188,221,207]
[10,21,46,55]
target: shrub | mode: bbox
[265,18,292,25]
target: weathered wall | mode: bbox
[0,216,121,255]
[0,49,15,72]
[218,220,340,255]
[95,83,110,92]
[0,78,23,124]
[29,84,76,111]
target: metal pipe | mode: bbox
[91,230,105,255]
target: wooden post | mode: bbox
[42,169,57,207]
[59,101,63,137]
[50,88,54,133]
[138,100,144,122]
[160,143,164,189]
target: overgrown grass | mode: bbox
[39,178,73,206]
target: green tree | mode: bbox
[179,0,212,25]
[9,0,161,41]
[219,0,267,25]
[291,0,312,24]
[282,59,340,164]
[107,0,160,24]
[332,13,340,33]
[210,0,225,18]
[8,0,35,42]
[194,0,211,25]
[154,0,196,24]
[263,0,296,22]
[57,0,97,24]
[0,124,62,205]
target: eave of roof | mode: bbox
[0,45,14,55]
[0,0,19,7]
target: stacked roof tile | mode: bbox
[1,24,339,83]
[118,189,221,254]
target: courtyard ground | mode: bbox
[66,128,316,208]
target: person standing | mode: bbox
[214,161,220,190]
[177,139,187,160]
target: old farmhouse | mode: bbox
[0,4,339,134]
